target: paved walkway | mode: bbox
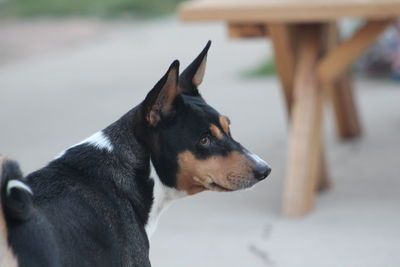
[0,18,399,267]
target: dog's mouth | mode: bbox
[209,182,233,192]
[193,176,235,192]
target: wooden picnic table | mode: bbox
[179,0,400,217]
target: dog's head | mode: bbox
[138,41,271,195]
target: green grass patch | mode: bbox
[242,58,276,78]
[0,0,185,18]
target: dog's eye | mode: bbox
[199,136,210,147]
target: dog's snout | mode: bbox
[243,150,271,181]
[253,164,271,181]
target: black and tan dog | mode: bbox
[0,41,271,267]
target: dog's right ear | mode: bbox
[143,60,180,127]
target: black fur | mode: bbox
[15,108,154,267]
[1,160,32,221]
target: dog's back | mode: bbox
[0,154,151,267]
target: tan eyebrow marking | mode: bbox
[219,116,230,134]
[209,124,223,139]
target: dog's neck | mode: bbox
[146,161,185,237]
[54,107,184,238]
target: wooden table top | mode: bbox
[179,0,400,23]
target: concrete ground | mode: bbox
[1,18,399,267]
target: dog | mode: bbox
[0,41,271,267]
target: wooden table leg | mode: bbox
[317,145,330,191]
[324,23,362,139]
[283,24,325,217]
[268,23,296,115]
[331,72,362,139]
[318,19,394,85]
[269,23,331,203]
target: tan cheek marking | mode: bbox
[0,157,18,267]
[219,116,230,135]
[176,151,208,195]
[209,124,223,139]
[176,151,253,194]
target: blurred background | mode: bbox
[0,1,399,267]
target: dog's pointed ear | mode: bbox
[179,40,211,96]
[143,60,180,126]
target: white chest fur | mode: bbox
[145,162,186,238]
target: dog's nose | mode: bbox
[243,149,271,181]
[253,164,271,181]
